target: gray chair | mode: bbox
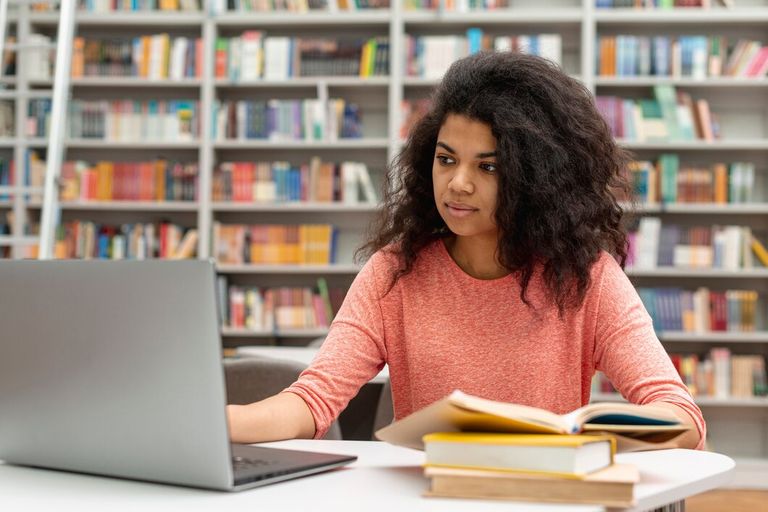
[371,378,394,439]
[223,356,343,440]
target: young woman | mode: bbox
[227,51,705,450]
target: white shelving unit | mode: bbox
[4,0,767,486]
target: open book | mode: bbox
[375,390,690,452]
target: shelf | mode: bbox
[66,139,201,149]
[0,236,38,247]
[216,263,361,274]
[627,203,768,215]
[10,138,201,149]
[595,77,768,88]
[69,77,203,88]
[618,140,768,151]
[215,10,391,27]
[594,8,768,24]
[221,327,329,338]
[404,74,583,87]
[29,12,205,26]
[658,331,768,344]
[591,393,768,407]
[0,138,17,148]
[215,77,389,88]
[626,268,768,278]
[0,200,12,207]
[212,202,378,212]
[26,201,199,212]
[403,8,583,25]
[213,139,389,150]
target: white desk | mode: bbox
[235,346,390,384]
[0,441,734,511]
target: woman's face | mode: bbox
[432,114,499,243]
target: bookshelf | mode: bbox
[3,0,767,487]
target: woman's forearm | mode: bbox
[649,402,702,450]
[226,392,316,444]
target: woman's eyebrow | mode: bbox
[437,141,497,158]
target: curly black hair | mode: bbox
[358,51,631,315]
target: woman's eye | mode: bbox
[436,155,455,165]
[480,162,497,173]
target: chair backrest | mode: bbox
[372,378,394,438]
[223,357,343,440]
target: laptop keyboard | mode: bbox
[232,456,277,471]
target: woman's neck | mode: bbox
[444,236,509,280]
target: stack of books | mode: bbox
[423,433,637,506]
[376,390,690,506]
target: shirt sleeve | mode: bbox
[284,252,389,439]
[592,254,707,450]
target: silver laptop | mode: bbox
[0,259,355,491]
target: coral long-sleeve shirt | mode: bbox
[285,239,706,448]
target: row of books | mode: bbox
[594,350,767,399]
[637,287,760,333]
[597,86,720,142]
[221,281,347,331]
[212,158,377,204]
[597,0,727,7]
[213,99,362,141]
[405,32,561,79]
[627,156,756,205]
[597,35,768,78]
[26,99,51,139]
[77,0,202,11]
[72,36,203,80]
[57,160,199,203]
[68,100,200,141]
[404,0,512,10]
[53,221,198,260]
[24,153,198,203]
[627,218,768,269]
[212,222,336,265]
[211,0,388,13]
[215,35,389,81]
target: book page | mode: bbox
[574,401,680,428]
[375,390,568,450]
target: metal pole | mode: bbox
[39,0,75,259]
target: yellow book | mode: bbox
[423,432,615,478]
[96,161,113,201]
[751,235,768,267]
[359,41,371,77]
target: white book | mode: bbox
[240,31,264,81]
[539,34,563,67]
[215,101,227,140]
[263,37,291,80]
[326,99,340,142]
[112,235,126,260]
[27,34,51,81]
[356,163,378,204]
[494,37,512,52]
[170,38,188,81]
[341,162,359,204]
[636,216,661,269]
[721,225,742,270]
